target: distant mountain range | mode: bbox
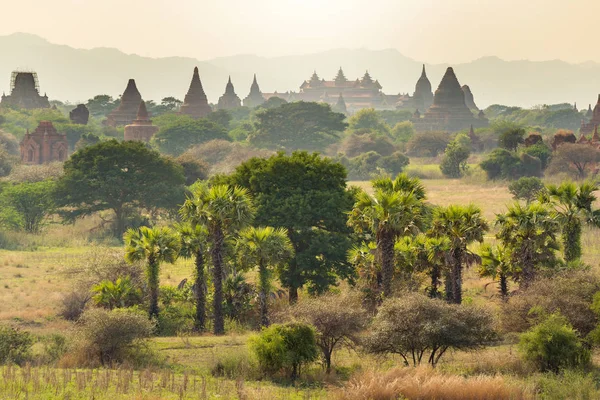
[1,32,599,108]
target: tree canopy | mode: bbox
[152,117,229,156]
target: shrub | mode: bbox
[151,117,229,156]
[40,334,69,364]
[0,326,33,365]
[4,162,64,183]
[58,290,90,321]
[440,134,471,178]
[291,292,368,373]
[249,322,318,379]
[175,153,208,185]
[0,144,15,177]
[92,277,143,310]
[522,142,551,170]
[376,152,409,177]
[406,132,450,157]
[210,350,259,379]
[365,294,497,367]
[75,308,155,366]
[480,148,540,180]
[508,176,545,203]
[339,132,397,157]
[183,140,273,176]
[518,313,590,372]
[390,121,415,144]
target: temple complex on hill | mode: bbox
[217,77,242,110]
[179,67,212,119]
[124,101,158,142]
[413,67,488,133]
[20,121,68,164]
[243,75,265,108]
[104,79,142,127]
[580,95,600,135]
[1,71,50,109]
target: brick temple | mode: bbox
[124,101,159,142]
[217,77,242,110]
[179,67,212,119]
[1,71,50,110]
[20,121,68,164]
[104,79,142,127]
[243,74,265,108]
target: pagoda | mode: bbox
[69,104,89,125]
[124,101,159,143]
[413,67,488,133]
[333,94,347,114]
[1,71,50,109]
[243,74,265,108]
[461,85,479,110]
[179,67,212,119]
[217,77,241,110]
[580,95,600,135]
[104,79,142,127]
[20,121,68,164]
[412,65,433,112]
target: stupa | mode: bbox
[333,94,347,114]
[20,121,68,164]
[243,74,265,108]
[69,104,89,125]
[217,77,242,110]
[413,67,488,132]
[104,79,142,127]
[124,101,159,142]
[412,65,433,112]
[461,85,479,110]
[179,67,212,119]
[1,71,50,109]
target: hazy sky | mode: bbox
[2,0,598,63]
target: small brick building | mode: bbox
[20,121,68,164]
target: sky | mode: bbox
[1,0,598,63]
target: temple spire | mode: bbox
[136,100,149,120]
[243,74,265,108]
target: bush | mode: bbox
[518,313,590,372]
[175,153,208,185]
[339,132,397,157]
[440,135,470,178]
[40,334,69,364]
[182,140,273,176]
[92,277,143,310]
[0,326,33,365]
[249,322,318,379]
[151,117,229,156]
[522,142,551,170]
[339,151,409,180]
[75,308,155,366]
[365,294,497,367]
[390,121,415,144]
[479,148,540,180]
[508,176,545,203]
[406,132,450,157]
[210,350,259,379]
[58,290,90,321]
[376,152,410,177]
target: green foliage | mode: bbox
[479,244,513,299]
[508,177,545,203]
[377,110,413,128]
[222,273,255,324]
[518,313,590,373]
[0,144,15,177]
[522,142,552,170]
[92,277,142,310]
[175,153,208,186]
[152,117,229,156]
[55,140,185,237]
[75,133,101,150]
[0,326,33,365]
[406,132,450,157]
[440,134,470,178]
[57,123,98,150]
[498,126,526,151]
[250,323,318,379]
[0,130,19,155]
[206,109,232,130]
[365,294,496,367]
[250,102,347,151]
[348,108,390,134]
[223,152,354,300]
[339,132,397,157]
[547,143,600,179]
[389,121,415,144]
[0,180,56,233]
[86,95,119,118]
[76,308,155,366]
[338,151,409,180]
[480,148,538,180]
[484,105,582,131]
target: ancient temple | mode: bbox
[461,85,479,110]
[243,74,265,108]
[1,71,50,109]
[69,104,89,125]
[333,94,347,114]
[104,79,142,127]
[217,77,242,110]
[413,67,488,133]
[586,104,593,120]
[580,95,600,135]
[124,101,159,142]
[179,67,212,119]
[20,121,68,164]
[412,65,433,112]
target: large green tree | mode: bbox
[236,226,294,327]
[249,102,347,151]
[124,226,180,318]
[431,205,488,304]
[1,180,56,233]
[151,117,229,156]
[222,151,355,303]
[180,184,255,335]
[54,140,185,237]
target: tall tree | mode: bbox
[495,202,559,288]
[124,226,180,319]
[540,181,600,262]
[177,222,209,332]
[431,205,488,304]
[1,180,56,233]
[221,151,354,303]
[180,184,255,335]
[236,226,294,327]
[54,140,185,237]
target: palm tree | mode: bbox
[347,242,379,311]
[431,205,488,304]
[540,181,600,262]
[180,184,255,335]
[372,173,427,200]
[479,244,513,300]
[236,226,294,327]
[177,223,209,332]
[124,226,180,319]
[348,187,426,297]
[496,202,559,288]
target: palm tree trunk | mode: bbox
[148,254,159,319]
[114,206,125,239]
[444,270,452,302]
[259,262,269,328]
[499,273,508,300]
[429,264,440,298]
[212,226,225,335]
[451,248,462,304]
[379,231,395,298]
[194,250,206,332]
[520,247,535,289]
